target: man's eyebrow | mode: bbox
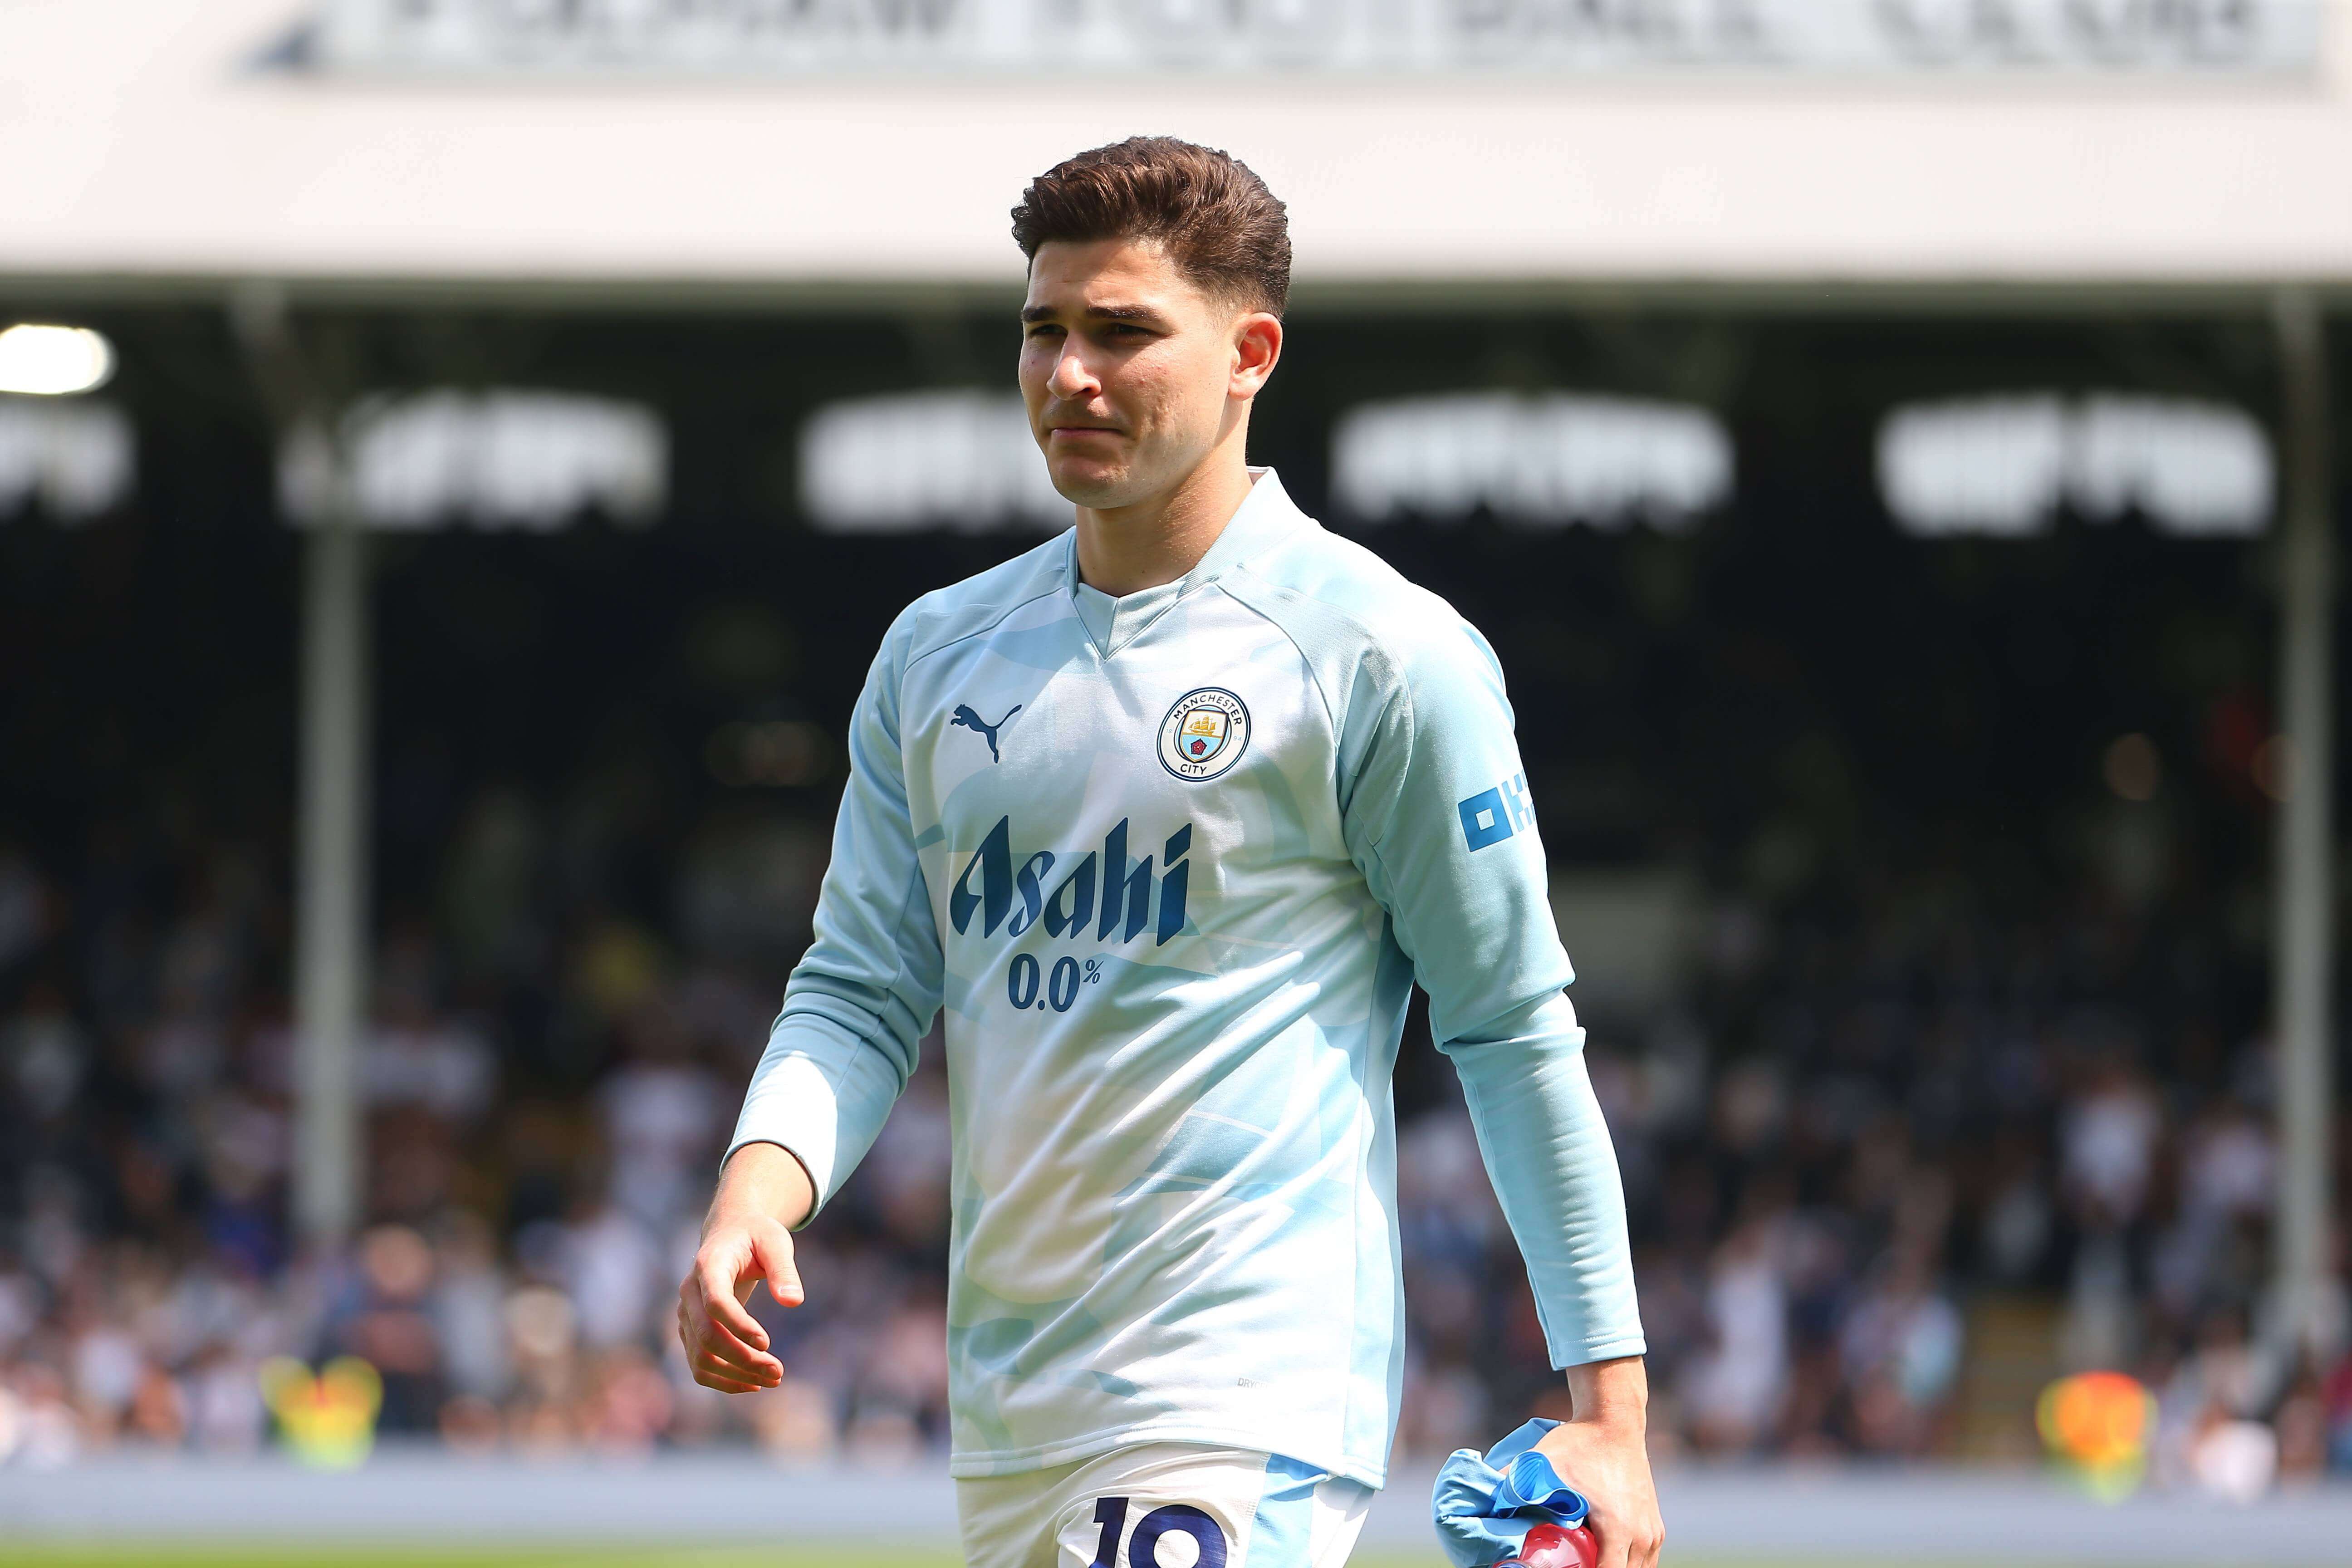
[1019,303,1167,326]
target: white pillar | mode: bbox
[232,284,375,1253]
[293,498,371,1249]
[2270,287,2336,1351]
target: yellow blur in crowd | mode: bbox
[258,1357,383,1469]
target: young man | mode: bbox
[679,138,1661,1568]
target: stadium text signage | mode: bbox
[315,0,2320,78]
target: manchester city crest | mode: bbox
[1158,687,1251,781]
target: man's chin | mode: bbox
[1047,463,1139,511]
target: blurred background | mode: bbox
[3,0,2352,1558]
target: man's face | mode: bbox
[1018,238,1270,510]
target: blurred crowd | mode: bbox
[0,784,971,1471]
[1,784,2348,1480]
[1397,875,2352,1483]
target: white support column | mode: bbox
[2270,287,2337,1352]
[292,473,371,1249]
[232,285,375,1252]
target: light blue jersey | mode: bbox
[731,470,1642,1488]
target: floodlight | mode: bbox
[0,324,116,397]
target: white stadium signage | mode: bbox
[278,390,669,531]
[0,398,135,523]
[800,391,1069,534]
[314,0,2320,77]
[1876,393,2273,539]
[1331,392,1733,532]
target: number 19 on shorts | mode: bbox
[1090,1496,1227,1568]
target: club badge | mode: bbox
[1158,687,1251,781]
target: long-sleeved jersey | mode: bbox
[730,469,1642,1488]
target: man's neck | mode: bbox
[1073,440,1256,598]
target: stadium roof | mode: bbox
[9,0,2352,306]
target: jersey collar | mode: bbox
[1059,466,1311,602]
[1183,466,1311,593]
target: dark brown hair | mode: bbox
[1011,137,1290,318]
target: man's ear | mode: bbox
[1231,312,1284,398]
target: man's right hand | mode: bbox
[677,1141,815,1394]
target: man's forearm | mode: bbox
[710,1140,817,1232]
[1439,990,1646,1367]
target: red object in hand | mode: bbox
[1497,1522,1599,1568]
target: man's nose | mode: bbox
[1048,348,1099,402]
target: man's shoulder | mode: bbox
[885,531,1073,670]
[1230,519,1489,684]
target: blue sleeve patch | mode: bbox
[1457,774,1535,852]
[1458,789,1512,851]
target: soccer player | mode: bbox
[678,137,1660,1568]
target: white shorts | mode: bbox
[956,1444,1374,1568]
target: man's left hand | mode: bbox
[1532,1356,1663,1568]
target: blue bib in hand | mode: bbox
[1431,1418,1592,1568]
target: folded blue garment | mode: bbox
[1431,1418,1592,1568]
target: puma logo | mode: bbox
[951,703,1021,764]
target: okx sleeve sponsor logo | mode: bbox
[1457,773,1536,852]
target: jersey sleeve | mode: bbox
[1338,612,1569,1041]
[727,604,943,1223]
[1442,992,1647,1367]
[1339,611,1644,1367]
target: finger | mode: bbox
[691,1364,765,1395]
[691,1322,782,1377]
[686,1344,781,1392]
[691,1329,779,1381]
[683,1268,782,1369]
[1592,1509,1632,1568]
[691,1299,780,1372]
[696,1346,781,1387]
[697,1258,774,1351]
[749,1225,806,1309]
[686,1298,782,1376]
